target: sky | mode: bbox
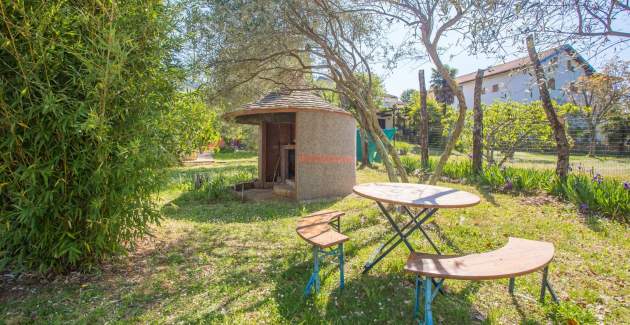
[376,23,630,98]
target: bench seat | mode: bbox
[297,210,348,248]
[405,237,554,280]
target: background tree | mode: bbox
[418,70,429,169]
[567,59,630,156]
[453,101,563,167]
[472,69,484,174]
[363,0,485,184]
[400,88,416,104]
[527,35,571,178]
[430,65,458,114]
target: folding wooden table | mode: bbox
[353,182,481,275]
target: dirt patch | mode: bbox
[519,194,561,206]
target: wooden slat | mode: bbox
[297,210,344,228]
[296,210,348,248]
[404,238,554,280]
[353,183,480,208]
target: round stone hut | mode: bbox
[225,90,356,201]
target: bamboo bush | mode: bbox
[0,1,181,272]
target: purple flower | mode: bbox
[592,173,603,185]
[579,203,589,214]
[624,181,630,190]
[503,180,513,191]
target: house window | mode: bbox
[547,78,556,90]
[567,60,575,72]
[492,84,499,92]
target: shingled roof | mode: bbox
[455,45,595,84]
[226,90,350,119]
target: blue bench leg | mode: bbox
[304,246,320,296]
[413,275,421,319]
[423,276,434,325]
[338,243,345,289]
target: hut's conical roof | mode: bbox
[225,90,350,121]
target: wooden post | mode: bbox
[472,69,484,174]
[418,69,429,170]
[526,35,570,178]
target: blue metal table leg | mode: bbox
[424,276,434,325]
[338,243,345,289]
[304,246,320,296]
[363,205,438,274]
[414,275,421,319]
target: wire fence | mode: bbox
[393,121,630,180]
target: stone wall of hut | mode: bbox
[295,111,356,200]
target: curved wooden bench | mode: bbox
[296,210,348,295]
[405,238,557,325]
[405,237,554,279]
[297,210,348,248]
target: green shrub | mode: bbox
[419,158,629,221]
[189,167,257,202]
[219,146,236,153]
[394,141,413,155]
[400,156,422,173]
[0,1,179,272]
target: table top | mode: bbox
[353,182,481,208]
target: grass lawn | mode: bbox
[212,150,257,162]
[1,159,628,324]
[502,152,630,179]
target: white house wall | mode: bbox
[455,51,589,108]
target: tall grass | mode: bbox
[400,156,630,222]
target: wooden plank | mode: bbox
[404,238,555,280]
[297,210,344,228]
[296,210,348,248]
[353,183,480,208]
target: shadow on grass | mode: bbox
[272,256,490,324]
[471,184,499,207]
[162,190,341,224]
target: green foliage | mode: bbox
[162,92,220,158]
[184,166,257,202]
[405,94,444,147]
[446,101,575,164]
[400,155,423,173]
[394,141,413,155]
[429,65,457,105]
[0,1,179,272]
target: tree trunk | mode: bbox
[526,35,570,179]
[357,108,399,182]
[472,69,484,174]
[361,128,370,166]
[363,107,409,182]
[587,119,597,157]
[425,43,469,185]
[357,112,371,167]
[418,69,429,170]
